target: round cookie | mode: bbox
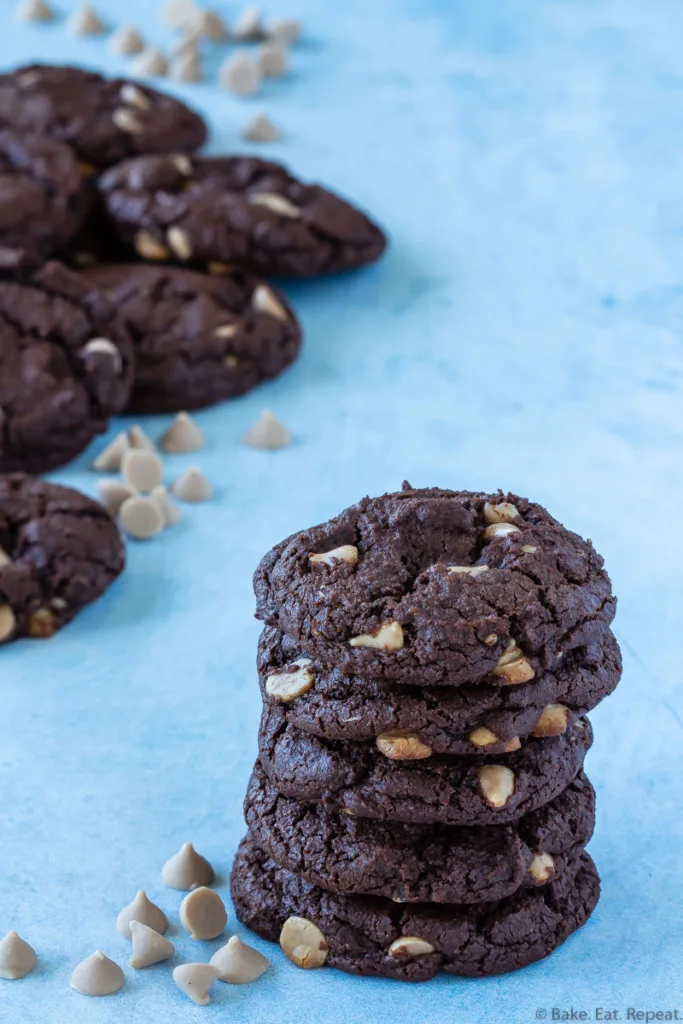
[258,704,593,826]
[0,473,125,643]
[245,759,595,905]
[253,485,617,688]
[259,626,621,756]
[0,130,88,269]
[0,261,134,473]
[80,263,302,413]
[97,153,387,277]
[231,834,600,980]
[0,65,207,170]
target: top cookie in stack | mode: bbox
[231,484,621,980]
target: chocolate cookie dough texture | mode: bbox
[231,486,622,980]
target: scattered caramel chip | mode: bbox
[121,449,164,494]
[265,17,300,43]
[376,730,432,760]
[70,951,124,996]
[234,6,264,40]
[151,485,182,527]
[349,621,404,650]
[116,890,168,939]
[265,659,314,702]
[98,480,135,517]
[128,424,156,451]
[388,936,435,958]
[219,53,261,96]
[309,545,358,567]
[189,7,228,40]
[160,411,205,453]
[210,935,270,984]
[478,765,515,809]
[243,409,292,450]
[279,916,328,969]
[244,113,280,142]
[161,841,215,890]
[173,963,221,1005]
[161,0,197,28]
[170,51,203,82]
[171,466,213,502]
[257,42,288,78]
[16,0,54,21]
[130,47,169,78]
[66,3,105,36]
[109,24,144,55]
[179,887,227,940]
[92,431,129,472]
[119,496,165,541]
[0,931,37,979]
[129,921,174,969]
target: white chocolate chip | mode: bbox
[478,765,515,809]
[161,842,214,890]
[210,935,270,984]
[160,411,205,453]
[130,47,169,78]
[388,936,435,958]
[97,480,135,517]
[529,852,555,882]
[112,108,144,135]
[482,522,522,540]
[109,24,144,55]
[376,731,432,760]
[16,0,54,21]
[129,921,174,969]
[82,337,122,374]
[265,659,314,702]
[309,545,358,567]
[128,424,156,451]
[483,501,520,524]
[531,703,569,738]
[251,284,289,322]
[244,113,280,142]
[243,409,292,450]
[279,916,328,969]
[135,230,170,261]
[469,726,498,747]
[447,565,488,577]
[0,931,37,979]
[70,951,124,996]
[119,82,152,110]
[172,466,213,502]
[179,887,227,940]
[92,431,130,472]
[257,42,288,78]
[167,226,192,260]
[121,449,164,493]
[151,485,182,527]
[492,640,535,684]
[67,3,105,36]
[349,621,404,650]
[119,496,165,541]
[220,53,261,96]
[173,963,221,1005]
[0,605,17,644]
[116,890,168,939]
[248,192,301,219]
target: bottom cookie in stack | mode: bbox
[231,833,600,981]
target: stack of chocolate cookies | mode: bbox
[231,485,621,981]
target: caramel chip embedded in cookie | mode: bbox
[161,842,215,890]
[0,605,17,644]
[309,545,358,567]
[210,936,270,984]
[0,931,37,979]
[265,659,314,701]
[70,951,124,996]
[116,890,168,938]
[349,621,404,650]
[179,887,227,940]
[478,765,515,809]
[129,921,175,968]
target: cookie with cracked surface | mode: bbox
[0,473,125,643]
[245,759,595,904]
[253,486,616,688]
[258,626,621,755]
[97,153,387,277]
[0,261,134,472]
[230,834,600,980]
[0,65,207,170]
[80,263,302,413]
[258,704,593,826]
[0,130,88,269]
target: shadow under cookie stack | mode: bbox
[230,485,621,981]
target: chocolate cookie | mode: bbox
[80,263,302,413]
[231,834,600,980]
[245,759,595,904]
[258,704,593,826]
[259,626,621,756]
[0,130,87,269]
[0,261,134,473]
[98,153,387,277]
[0,473,125,643]
[254,486,616,688]
[0,66,207,170]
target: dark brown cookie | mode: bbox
[80,263,302,413]
[0,473,125,643]
[97,153,387,277]
[0,261,134,473]
[0,130,88,269]
[258,704,593,826]
[230,833,600,980]
[245,759,595,904]
[0,66,207,170]
[253,486,616,688]
[259,626,621,755]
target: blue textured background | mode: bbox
[1,1,681,1021]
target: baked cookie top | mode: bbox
[98,153,387,277]
[0,473,125,644]
[0,261,134,472]
[254,485,616,686]
[0,65,207,170]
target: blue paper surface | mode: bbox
[1,1,682,1021]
